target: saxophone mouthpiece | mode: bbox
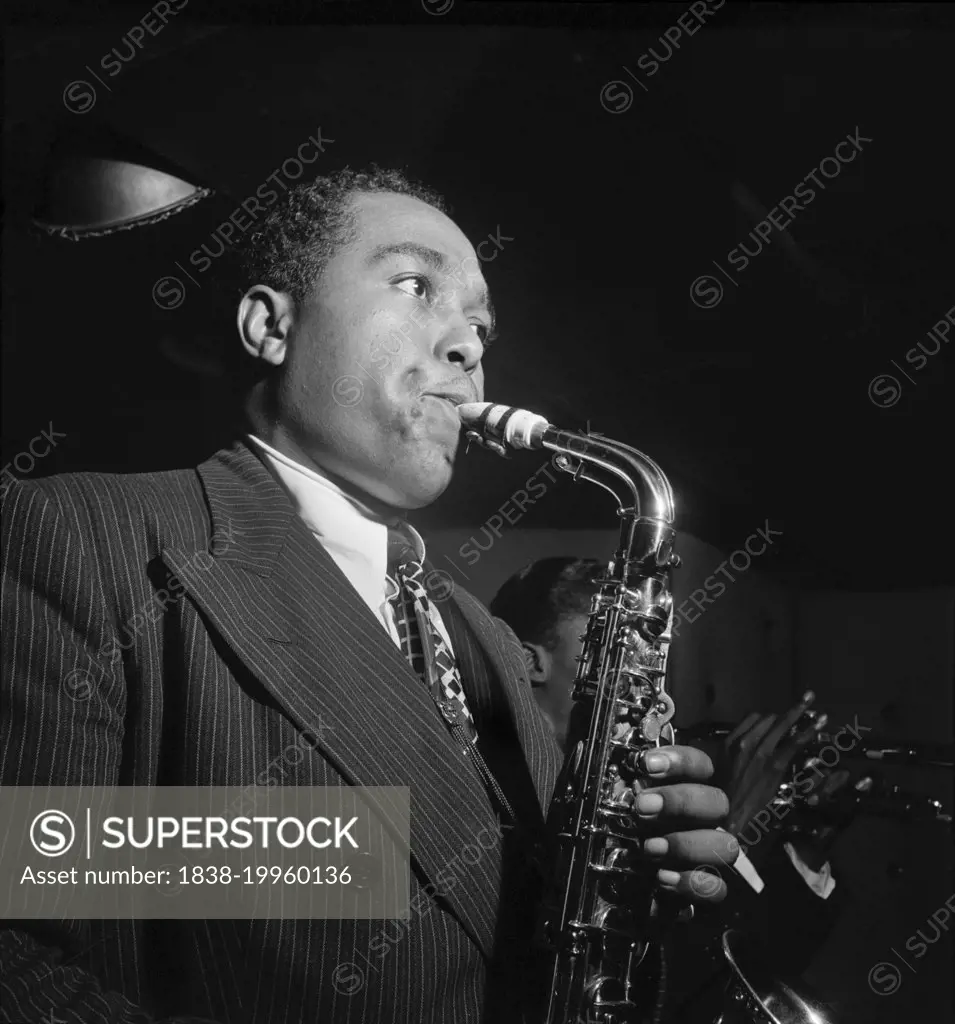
[458,402,551,451]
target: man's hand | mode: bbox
[622,744,739,903]
[717,691,827,838]
[785,767,861,871]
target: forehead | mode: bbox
[346,191,482,280]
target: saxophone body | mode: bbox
[459,403,837,1024]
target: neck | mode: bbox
[310,461,406,525]
[243,405,405,525]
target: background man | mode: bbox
[491,556,855,1018]
[1,169,736,1023]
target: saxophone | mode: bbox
[459,403,836,1024]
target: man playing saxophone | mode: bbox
[2,168,738,1023]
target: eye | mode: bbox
[471,323,495,350]
[394,275,430,300]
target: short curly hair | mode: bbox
[235,165,448,308]
[490,557,605,650]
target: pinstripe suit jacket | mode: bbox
[0,439,563,1024]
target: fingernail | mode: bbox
[644,837,668,857]
[657,869,681,887]
[643,751,670,775]
[636,792,664,815]
[802,690,815,704]
[814,713,828,730]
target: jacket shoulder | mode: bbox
[2,465,208,551]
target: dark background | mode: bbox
[3,4,953,1023]
[4,0,954,590]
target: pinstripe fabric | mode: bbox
[0,439,562,1024]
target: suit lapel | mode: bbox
[441,584,563,822]
[161,441,502,957]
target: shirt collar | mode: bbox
[246,433,426,564]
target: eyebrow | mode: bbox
[366,241,451,273]
[366,240,497,336]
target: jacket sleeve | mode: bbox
[757,841,847,976]
[0,480,222,1024]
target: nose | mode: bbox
[436,324,484,375]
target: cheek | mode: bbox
[296,305,395,384]
[382,400,424,442]
[290,319,408,420]
[285,324,340,402]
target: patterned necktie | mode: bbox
[386,527,476,738]
[387,526,516,824]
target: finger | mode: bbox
[776,713,829,769]
[794,712,828,748]
[725,712,761,748]
[635,783,729,823]
[656,828,740,868]
[657,866,727,903]
[736,714,777,760]
[638,745,713,782]
[821,768,851,798]
[855,774,877,794]
[760,690,814,756]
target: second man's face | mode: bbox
[534,612,589,749]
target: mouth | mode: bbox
[424,394,461,414]
[423,388,476,427]
[422,393,468,433]
[424,388,473,408]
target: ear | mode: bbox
[522,642,551,686]
[237,285,295,367]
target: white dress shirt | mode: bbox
[783,841,835,898]
[721,833,835,900]
[248,434,414,647]
[248,434,834,899]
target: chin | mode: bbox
[367,455,453,511]
[392,473,453,510]
[397,442,456,507]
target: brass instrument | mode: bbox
[680,722,953,831]
[459,403,834,1024]
[778,773,953,835]
[679,722,954,770]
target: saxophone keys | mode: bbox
[642,718,663,742]
[463,430,509,458]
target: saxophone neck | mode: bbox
[542,427,675,524]
[457,401,679,581]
